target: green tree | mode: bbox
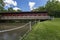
[17,9,21,12]
[8,7,14,12]
[45,0,60,17]
[8,7,22,12]
[32,0,60,17]
[0,0,5,12]
[32,6,46,12]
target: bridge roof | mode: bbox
[0,11,47,14]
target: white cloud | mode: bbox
[13,7,20,11]
[3,0,17,7]
[33,7,37,9]
[50,0,60,2]
[29,2,35,10]
[5,4,11,7]
[57,0,60,2]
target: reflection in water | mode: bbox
[3,33,9,40]
[3,32,17,40]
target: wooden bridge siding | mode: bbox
[1,13,47,16]
[0,16,51,20]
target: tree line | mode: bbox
[0,0,21,13]
[32,0,60,17]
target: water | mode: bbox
[0,22,30,40]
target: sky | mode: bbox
[3,0,48,11]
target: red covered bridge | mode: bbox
[0,12,51,20]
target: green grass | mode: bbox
[23,18,60,40]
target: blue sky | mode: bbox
[4,0,48,11]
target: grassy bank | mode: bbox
[23,18,60,40]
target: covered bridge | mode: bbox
[0,12,51,22]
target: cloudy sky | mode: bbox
[3,0,48,11]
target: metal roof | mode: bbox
[0,11,48,14]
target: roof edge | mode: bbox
[0,11,48,14]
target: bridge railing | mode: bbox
[1,16,51,20]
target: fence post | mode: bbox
[38,20,40,23]
[39,20,40,22]
[29,21,31,31]
[52,16,54,20]
[35,19,36,24]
